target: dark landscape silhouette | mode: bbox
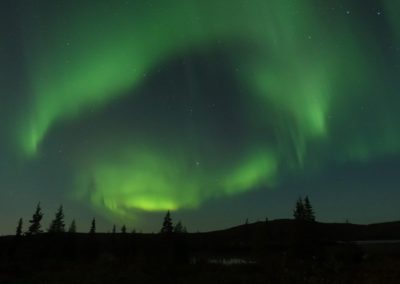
[1,198,400,284]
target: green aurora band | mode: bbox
[13,0,400,219]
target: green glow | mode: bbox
[222,151,277,194]
[13,0,400,218]
[74,145,277,216]
[19,0,319,154]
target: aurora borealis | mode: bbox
[1,0,399,233]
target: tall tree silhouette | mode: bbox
[27,203,44,235]
[89,218,96,234]
[160,211,173,234]
[16,218,23,236]
[121,225,127,234]
[48,205,65,233]
[112,225,116,234]
[293,198,305,221]
[304,196,316,222]
[174,221,185,233]
[68,219,77,233]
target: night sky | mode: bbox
[1,0,399,234]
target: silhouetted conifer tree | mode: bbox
[89,218,96,234]
[112,225,116,234]
[174,221,184,233]
[160,211,173,234]
[68,219,76,233]
[304,196,315,222]
[293,198,305,221]
[86,218,98,258]
[27,203,44,235]
[48,205,65,233]
[121,225,127,234]
[16,218,23,236]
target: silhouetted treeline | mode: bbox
[3,198,400,283]
[2,218,400,284]
[15,202,191,236]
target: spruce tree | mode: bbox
[27,203,44,235]
[68,219,77,233]
[160,211,173,234]
[89,218,96,234]
[121,225,127,234]
[293,198,305,221]
[112,225,116,234]
[16,218,23,237]
[304,196,316,222]
[174,221,184,233]
[48,206,65,233]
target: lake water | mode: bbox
[355,240,400,245]
[190,257,256,265]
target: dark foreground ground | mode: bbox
[1,220,400,284]
[3,255,400,284]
